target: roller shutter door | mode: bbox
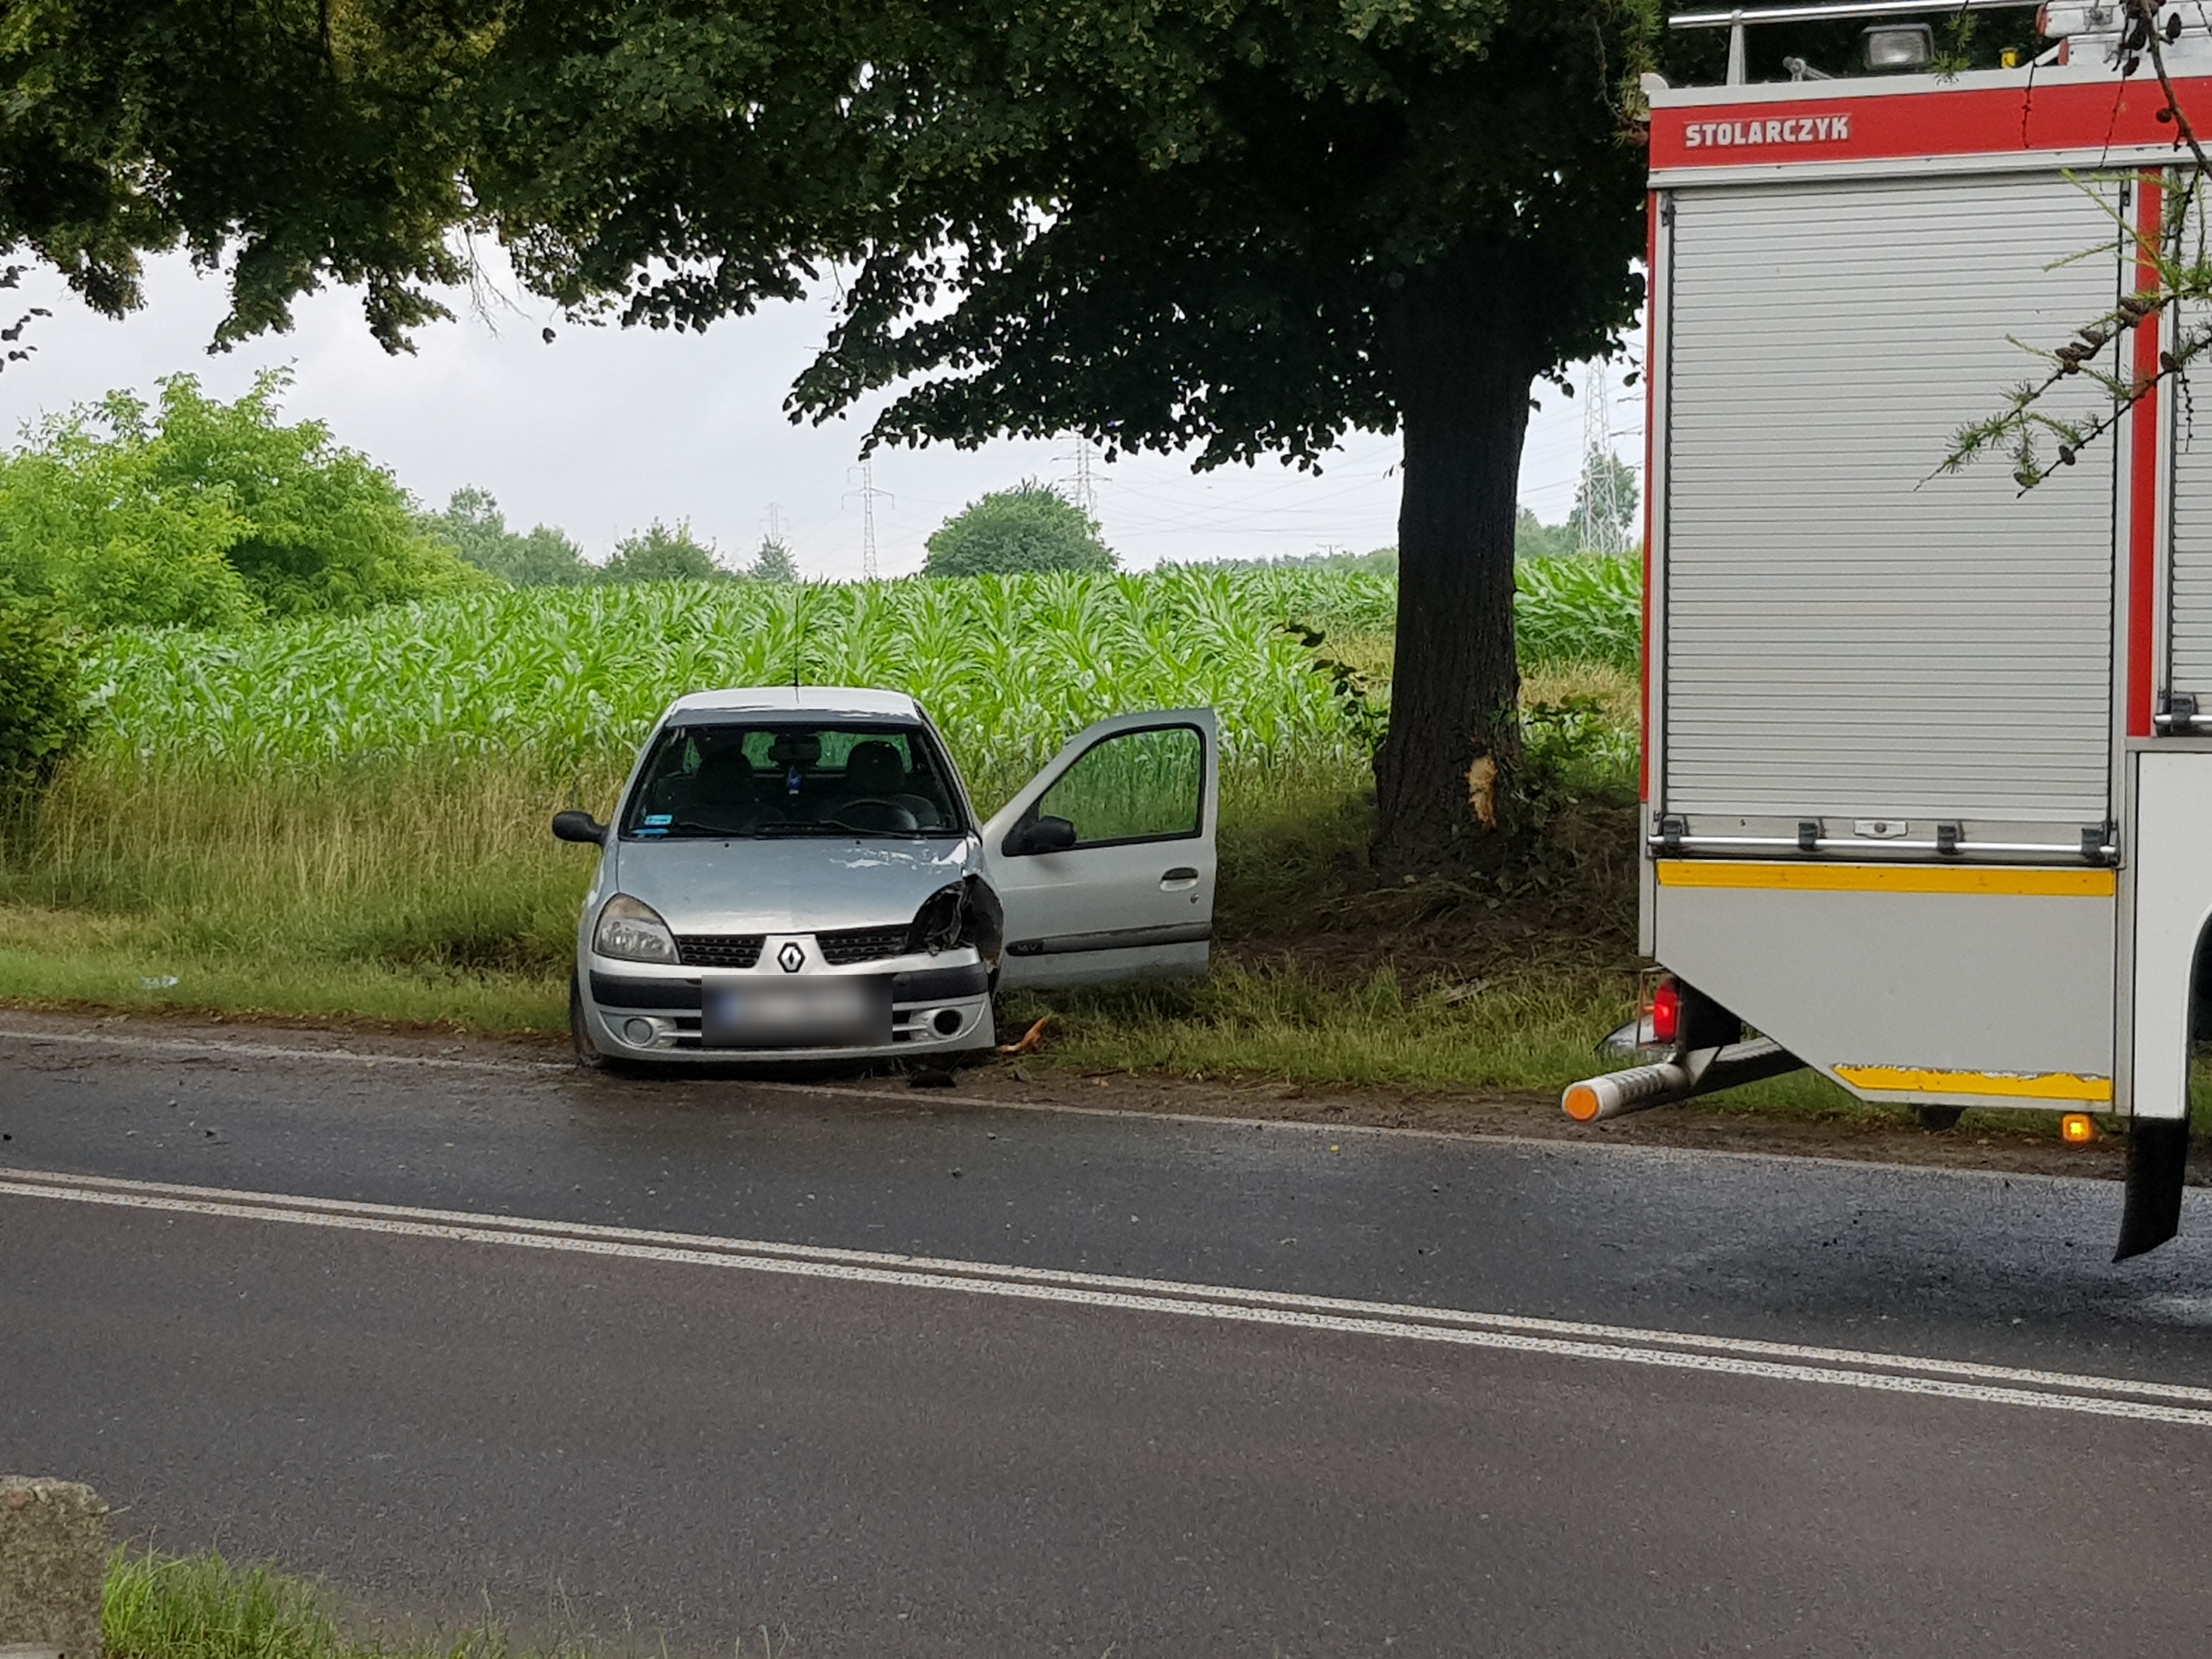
[2171,299,2212,703]
[1663,173,2119,825]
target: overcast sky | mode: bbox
[0,251,1643,579]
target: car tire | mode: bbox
[570,972,609,1070]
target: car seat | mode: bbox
[843,740,942,828]
[683,747,761,827]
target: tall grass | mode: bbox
[104,1550,683,1659]
[1004,962,1640,1092]
[107,1551,344,1659]
[0,760,582,1025]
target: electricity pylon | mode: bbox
[1575,363,1632,556]
[843,461,893,580]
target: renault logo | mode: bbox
[777,941,806,973]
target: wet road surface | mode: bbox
[5,1019,2211,1656]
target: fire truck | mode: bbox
[1562,1,2212,1257]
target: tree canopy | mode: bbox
[0,0,1661,859]
[1514,510,1578,564]
[926,483,1115,578]
[0,372,480,629]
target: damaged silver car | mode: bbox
[554,686,1217,1065]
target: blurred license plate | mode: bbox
[702,975,891,1048]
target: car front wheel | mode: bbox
[569,972,609,1070]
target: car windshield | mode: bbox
[619,719,968,840]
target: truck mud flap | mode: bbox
[2115,1119,2192,1262]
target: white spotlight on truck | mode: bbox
[1863,21,1933,69]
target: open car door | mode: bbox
[979,709,1219,990]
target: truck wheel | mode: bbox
[1915,1104,1964,1132]
[569,973,608,1070]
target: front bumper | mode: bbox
[580,956,994,1063]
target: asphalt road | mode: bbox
[7,1018,2212,1656]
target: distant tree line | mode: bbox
[1187,494,1633,574]
[425,490,809,588]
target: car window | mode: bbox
[1031,724,1204,847]
[620,720,968,839]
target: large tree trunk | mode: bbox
[1372,256,1539,869]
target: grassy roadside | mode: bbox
[104,1550,693,1659]
[0,650,2138,1139]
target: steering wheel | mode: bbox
[823,797,920,832]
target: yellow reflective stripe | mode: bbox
[1835,1064,2113,1103]
[1655,861,2114,897]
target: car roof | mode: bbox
[662,686,922,721]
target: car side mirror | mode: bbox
[1011,814,1078,856]
[552,809,608,845]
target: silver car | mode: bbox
[554,686,1219,1066]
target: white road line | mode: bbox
[7,1164,2198,1402]
[4,1165,2205,1427]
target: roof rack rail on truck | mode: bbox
[1562,0,2212,1259]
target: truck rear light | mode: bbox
[1651,980,1682,1045]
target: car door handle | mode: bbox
[1160,867,1200,890]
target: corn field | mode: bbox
[1240,555,1639,671]
[84,560,1641,797]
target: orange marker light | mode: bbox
[2061,1113,2097,1146]
[1563,1085,1602,1124]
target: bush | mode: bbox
[0,595,85,805]
[924,482,1115,577]
[600,521,725,583]
[0,371,483,628]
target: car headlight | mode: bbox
[907,882,966,956]
[594,894,680,964]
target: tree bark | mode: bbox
[1372,253,1540,869]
